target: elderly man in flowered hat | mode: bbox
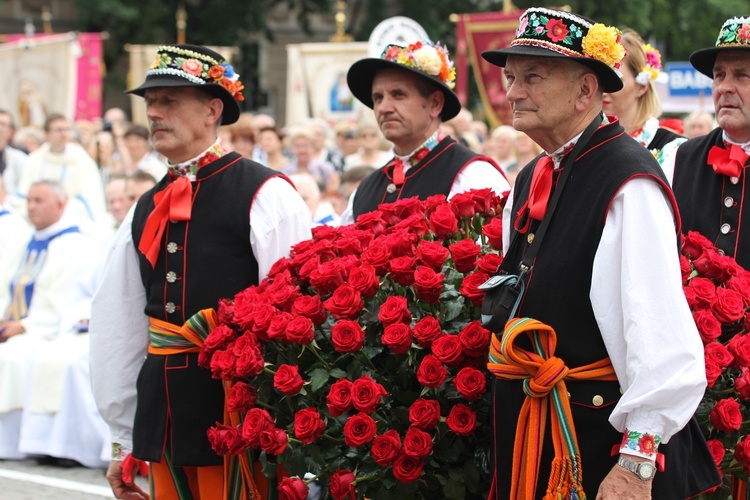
[340,40,509,224]
[89,45,311,499]
[664,16,750,269]
[481,7,719,499]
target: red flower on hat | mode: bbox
[739,24,750,43]
[545,19,569,43]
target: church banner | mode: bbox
[455,10,523,128]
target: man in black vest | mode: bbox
[89,45,311,499]
[481,8,718,499]
[340,40,509,223]
[666,16,750,268]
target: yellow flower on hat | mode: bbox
[412,46,443,77]
[582,23,625,68]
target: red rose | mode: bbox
[705,358,722,387]
[446,403,477,436]
[728,276,750,307]
[431,334,464,366]
[378,296,411,326]
[324,285,364,320]
[361,241,392,274]
[227,381,258,413]
[348,263,380,298]
[343,412,377,446]
[693,310,723,343]
[476,253,503,274]
[334,234,364,257]
[351,375,388,414]
[248,304,277,341]
[459,320,491,357]
[449,192,476,218]
[232,331,260,356]
[274,364,305,395]
[297,256,321,282]
[688,277,716,308]
[392,453,425,484]
[684,287,698,309]
[266,256,291,276]
[329,469,357,500]
[417,354,448,389]
[683,231,714,259]
[470,188,500,215]
[704,341,734,368]
[327,378,353,417]
[269,284,300,311]
[278,477,309,500]
[232,288,263,329]
[453,367,488,401]
[383,228,416,258]
[403,426,433,459]
[209,348,237,380]
[380,197,422,225]
[235,343,265,378]
[694,249,733,282]
[310,259,348,294]
[449,238,481,273]
[242,408,274,448]
[294,407,326,445]
[390,213,430,237]
[382,323,414,354]
[679,255,692,284]
[728,334,750,368]
[417,239,450,271]
[356,211,387,236]
[482,217,503,250]
[709,397,742,432]
[423,194,448,216]
[291,295,327,325]
[331,320,365,353]
[706,439,726,467]
[413,316,442,348]
[260,427,288,455]
[736,368,750,400]
[736,436,750,473]
[217,298,235,326]
[389,256,417,286]
[267,311,292,342]
[711,287,746,323]
[203,324,237,356]
[460,271,490,307]
[371,429,402,466]
[413,266,445,303]
[429,204,458,239]
[285,316,315,345]
[409,398,441,430]
[207,423,247,456]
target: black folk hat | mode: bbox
[690,16,750,78]
[481,7,625,93]
[347,41,461,121]
[126,44,244,125]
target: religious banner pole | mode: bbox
[176,4,187,44]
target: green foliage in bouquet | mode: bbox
[199,189,508,499]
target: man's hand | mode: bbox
[596,455,653,500]
[0,321,24,342]
[106,460,149,500]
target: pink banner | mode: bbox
[4,33,104,121]
[456,11,523,128]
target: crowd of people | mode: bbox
[0,7,747,500]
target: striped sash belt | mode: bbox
[147,309,218,355]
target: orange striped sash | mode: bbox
[488,317,617,499]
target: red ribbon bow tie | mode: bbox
[137,176,192,267]
[392,158,406,186]
[515,155,554,234]
[708,144,749,178]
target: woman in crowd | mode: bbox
[258,126,291,172]
[283,126,339,196]
[683,111,716,139]
[483,125,518,175]
[603,29,685,163]
[343,122,392,170]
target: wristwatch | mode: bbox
[617,455,656,481]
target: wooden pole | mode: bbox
[176,4,187,44]
[41,6,52,34]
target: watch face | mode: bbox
[638,462,656,479]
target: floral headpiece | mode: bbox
[512,8,625,70]
[382,41,456,90]
[148,45,244,101]
[714,16,750,47]
[635,43,663,86]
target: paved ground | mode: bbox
[0,458,147,499]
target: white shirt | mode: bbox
[340,158,510,225]
[89,175,311,457]
[502,176,706,448]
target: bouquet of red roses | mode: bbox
[199,189,507,499]
[682,231,750,497]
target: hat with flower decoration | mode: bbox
[347,40,461,121]
[690,16,750,78]
[481,7,625,93]
[127,44,244,125]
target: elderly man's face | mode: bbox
[27,184,66,231]
[371,68,442,154]
[713,51,750,143]
[503,56,584,146]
